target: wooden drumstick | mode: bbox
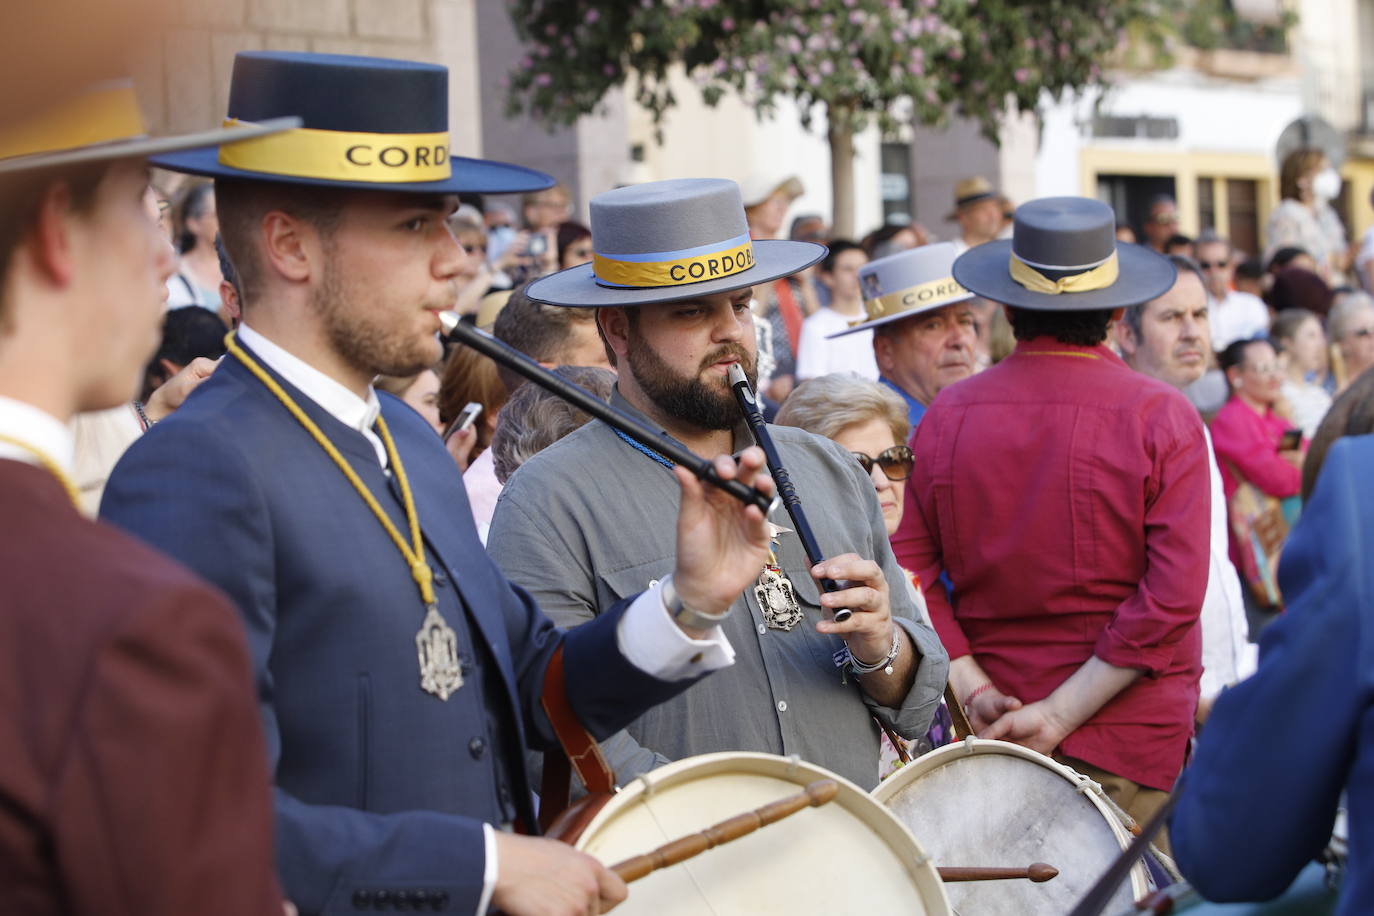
[610,779,839,883]
[937,863,1059,883]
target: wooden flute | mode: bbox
[727,363,852,623]
[439,311,775,514]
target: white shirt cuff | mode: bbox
[616,579,735,680]
[476,823,497,915]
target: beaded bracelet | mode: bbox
[963,682,996,710]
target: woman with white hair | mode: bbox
[1328,291,1374,392]
[776,372,952,774]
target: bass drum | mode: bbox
[873,738,1150,915]
[572,751,951,915]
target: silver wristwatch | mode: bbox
[660,574,731,631]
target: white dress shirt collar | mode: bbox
[236,324,387,467]
[0,394,75,477]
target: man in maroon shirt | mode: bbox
[892,197,1211,838]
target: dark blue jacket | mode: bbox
[102,346,693,915]
[1171,434,1374,913]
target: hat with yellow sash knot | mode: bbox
[952,196,1175,312]
[827,241,973,338]
[150,51,553,194]
[526,178,825,308]
[0,78,297,175]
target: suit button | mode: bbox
[353,889,373,909]
[374,890,392,909]
[469,736,487,759]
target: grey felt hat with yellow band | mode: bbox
[827,241,973,338]
[526,178,826,308]
[0,79,298,176]
[952,196,1176,312]
[150,51,553,194]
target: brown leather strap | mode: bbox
[945,682,975,740]
[539,644,614,831]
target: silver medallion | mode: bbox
[416,603,463,700]
[755,565,804,631]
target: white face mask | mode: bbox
[1312,167,1342,202]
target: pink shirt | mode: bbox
[1208,397,1302,503]
[892,338,1211,790]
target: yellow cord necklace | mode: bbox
[224,331,463,700]
[0,433,81,509]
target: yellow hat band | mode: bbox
[0,83,147,162]
[864,276,968,321]
[217,119,452,183]
[593,234,756,288]
[1009,250,1119,295]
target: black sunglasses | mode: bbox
[852,445,914,481]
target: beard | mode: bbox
[310,250,441,379]
[625,324,757,431]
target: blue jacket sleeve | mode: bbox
[101,418,490,915]
[1170,436,1374,902]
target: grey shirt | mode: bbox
[487,389,948,790]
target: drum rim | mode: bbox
[575,751,952,914]
[872,737,1150,900]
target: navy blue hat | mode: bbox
[151,51,553,194]
[953,197,1175,312]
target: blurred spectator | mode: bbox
[1265,266,1334,319]
[1165,233,1194,258]
[375,369,443,436]
[1356,187,1374,292]
[447,216,495,316]
[1328,290,1374,392]
[555,220,593,269]
[742,173,816,400]
[1116,255,1255,720]
[862,221,927,260]
[483,200,517,264]
[1267,245,1317,277]
[1265,148,1349,284]
[1116,225,1139,245]
[490,366,615,485]
[1271,309,1332,438]
[1142,195,1179,253]
[493,184,568,285]
[166,183,222,310]
[438,344,504,458]
[945,176,1003,255]
[996,194,1015,238]
[795,240,876,381]
[774,372,950,766]
[1211,338,1305,609]
[141,305,227,401]
[1197,234,1269,350]
[1300,366,1374,500]
[1233,256,1265,297]
[788,213,828,243]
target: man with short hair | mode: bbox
[1143,194,1180,253]
[946,176,1004,255]
[0,81,288,914]
[103,52,779,916]
[1196,234,1269,350]
[489,178,949,793]
[1116,256,1257,719]
[794,239,875,380]
[894,198,1211,839]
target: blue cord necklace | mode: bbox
[613,427,674,470]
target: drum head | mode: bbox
[873,739,1148,915]
[575,752,950,915]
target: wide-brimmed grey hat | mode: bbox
[0,78,298,176]
[829,242,973,338]
[525,178,825,308]
[952,196,1175,312]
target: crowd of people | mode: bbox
[3,45,1374,916]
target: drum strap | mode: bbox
[538,644,615,831]
[945,683,976,740]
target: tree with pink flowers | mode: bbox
[506,0,1196,235]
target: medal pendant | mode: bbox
[416,603,463,700]
[755,565,804,631]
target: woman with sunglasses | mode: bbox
[776,372,953,773]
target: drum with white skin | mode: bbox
[873,738,1151,915]
[572,751,952,915]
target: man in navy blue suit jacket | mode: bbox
[1170,431,1374,914]
[102,52,777,916]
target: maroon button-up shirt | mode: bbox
[892,337,1210,790]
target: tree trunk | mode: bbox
[827,104,856,239]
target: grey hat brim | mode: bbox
[825,290,975,338]
[526,239,826,308]
[952,239,1176,312]
[0,117,302,176]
